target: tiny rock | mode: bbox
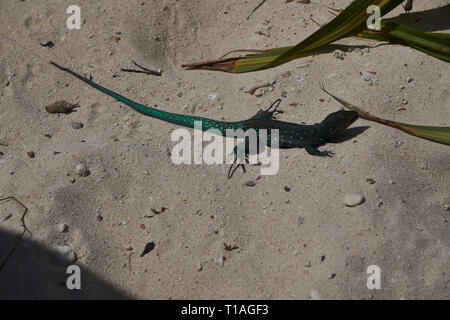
[343,194,365,207]
[245,180,256,187]
[52,245,77,264]
[72,122,84,129]
[310,290,321,300]
[45,100,78,114]
[75,163,91,177]
[58,223,69,233]
[361,71,373,81]
[333,49,345,60]
[214,256,225,267]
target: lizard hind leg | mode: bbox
[251,99,283,120]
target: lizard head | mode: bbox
[321,110,359,138]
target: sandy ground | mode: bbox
[0,0,449,299]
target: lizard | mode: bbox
[50,62,358,177]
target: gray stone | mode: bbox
[71,122,84,129]
[75,163,90,177]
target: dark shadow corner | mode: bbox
[0,228,132,300]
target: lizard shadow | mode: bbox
[326,126,370,144]
[385,4,450,32]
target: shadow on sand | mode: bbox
[0,228,131,299]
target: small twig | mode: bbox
[247,0,266,20]
[121,60,162,76]
[128,252,136,273]
[0,196,31,272]
[243,81,273,95]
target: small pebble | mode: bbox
[96,214,104,221]
[45,100,78,114]
[27,151,35,158]
[125,246,133,251]
[284,186,291,192]
[245,180,256,187]
[310,290,321,300]
[297,216,304,225]
[72,122,84,129]
[343,194,365,207]
[366,178,376,184]
[208,93,218,101]
[332,49,345,60]
[214,256,225,267]
[52,245,77,263]
[58,223,69,233]
[75,163,90,177]
[328,273,336,279]
[196,262,203,271]
[361,71,373,81]
[177,92,183,97]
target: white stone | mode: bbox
[310,290,321,300]
[343,194,365,207]
[52,245,77,263]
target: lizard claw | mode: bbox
[323,150,334,157]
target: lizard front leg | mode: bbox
[250,99,283,120]
[305,145,334,157]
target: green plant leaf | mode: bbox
[320,83,450,146]
[183,0,406,73]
